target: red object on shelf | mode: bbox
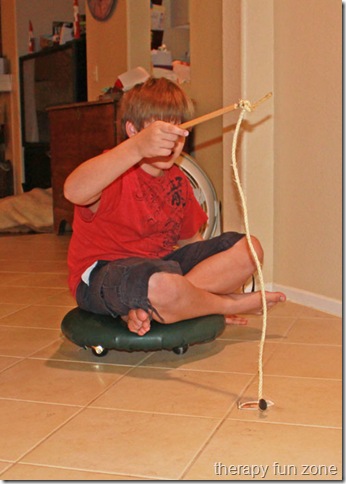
[73,0,81,39]
[113,78,123,91]
[28,20,35,53]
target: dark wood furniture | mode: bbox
[48,99,119,234]
[20,39,87,191]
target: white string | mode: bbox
[231,100,268,402]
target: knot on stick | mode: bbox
[237,99,253,112]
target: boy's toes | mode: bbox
[136,308,150,322]
[265,291,286,309]
[273,292,286,303]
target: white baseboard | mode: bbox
[270,283,342,317]
[241,279,342,317]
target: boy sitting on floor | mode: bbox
[64,77,285,336]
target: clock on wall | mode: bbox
[87,0,118,21]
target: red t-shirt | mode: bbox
[67,164,208,296]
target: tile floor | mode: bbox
[0,233,342,481]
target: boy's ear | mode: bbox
[125,121,138,138]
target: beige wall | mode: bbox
[15,0,85,57]
[189,0,223,199]
[273,0,342,302]
[222,0,242,232]
[126,0,151,73]
[86,0,129,101]
[221,0,341,310]
[86,0,151,101]
[222,0,276,286]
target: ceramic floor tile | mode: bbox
[285,317,342,345]
[264,301,308,318]
[220,314,295,342]
[0,326,61,357]
[0,399,79,461]
[33,338,152,366]
[91,366,253,418]
[228,375,342,427]
[0,260,68,273]
[0,272,29,286]
[21,407,219,480]
[0,462,12,474]
[294,305,340,319]
[0,233,342,481]
[38,289,76,306]
[0,286,67,305]
[269,301,339,320]
[264,343,342,379]
[0,304,74,329]
[0,358,132,405]
[0,355,22,372]
[0,234,70,255]
[0,303,28,319]
[4,273,68,288]
[142,339,278,375]
[183,419,342,480]
[0,463,140,480]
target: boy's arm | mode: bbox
[177,231,204,247]
[64,121,189,207]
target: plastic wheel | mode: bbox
[172,344,189,355]
[91,345,109,357]
[175,152,220,239]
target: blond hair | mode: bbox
[119,77,194,140]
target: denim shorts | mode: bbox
[76,231,244,318]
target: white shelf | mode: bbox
[0,75,12,92]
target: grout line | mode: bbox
[260,373,342,382]
[178,417,231,480]
[225,416,342,430]
[0,235,342,479]
[218,337,342,347]
[0,461,16,478]
[24,336,65,359]
[83,405,222,420]
[0,325,63,331]
[178,373,259,479]
[4,406,87,466]
[135,363,256,376]
[0,355,159,470]
[4,461,174,481]
[0,356,27,375]
[78,352,156,408]
[0,396,84,408]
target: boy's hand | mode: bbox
[130,121,189,160]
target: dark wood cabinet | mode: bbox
[48,99,119,234]
[20,38,87,191]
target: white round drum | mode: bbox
[175,152,221,240]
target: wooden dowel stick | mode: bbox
[180,103,238,130]
[180,92,272,130]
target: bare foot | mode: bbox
[121,308,151,336]
[228,291,286,315]
[225,315,248,325]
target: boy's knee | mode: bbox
[233,235,264,267]
[250,235,264,263]
[148,272,183,309]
